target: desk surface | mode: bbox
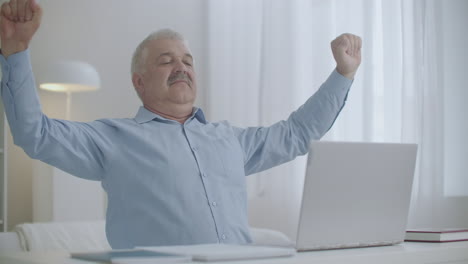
[1,241,468,264]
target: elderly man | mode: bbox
[0,0,361,249]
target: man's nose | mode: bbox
[174,59,188,72]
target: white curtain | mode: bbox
[205,0,468,239]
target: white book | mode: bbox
[405,229,468,242]
[139,243,296,262]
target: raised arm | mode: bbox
[0,0,110,181]
[234,33,362,175]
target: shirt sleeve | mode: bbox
[233,70,352,176]
[0,50,109,181]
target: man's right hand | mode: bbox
[0,0,42,58]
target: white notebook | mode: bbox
[139,244,296,262]
[405,229,468,242]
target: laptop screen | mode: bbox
[296,141,417,251]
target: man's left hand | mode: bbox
[331,33,362,80]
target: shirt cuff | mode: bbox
[326,69,354,93]
[0,49,31,84]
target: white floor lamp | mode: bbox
[38,61,100,119]
[33,61,105,222]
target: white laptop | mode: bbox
[295,141,418,251]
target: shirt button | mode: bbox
[192,146,197,152]
[202,173,207,178]
[211,201,217,207]
[221,234,226,240]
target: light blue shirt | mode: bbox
[0,50,352,249]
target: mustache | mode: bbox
[168,72,192,86]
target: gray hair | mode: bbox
[131,29,186,75]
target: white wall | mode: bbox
[6,0,208,230]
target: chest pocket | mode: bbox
[199,136,246,187]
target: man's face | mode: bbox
[134,38,197,109]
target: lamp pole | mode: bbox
[66,91,72,120]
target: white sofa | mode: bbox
[0,232,22,252]
[0,221,110,253]
[0,221,293,252]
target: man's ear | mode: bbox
[132,73,144,98]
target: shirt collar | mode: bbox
[134,106,207,124]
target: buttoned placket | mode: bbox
[182,120,224,242]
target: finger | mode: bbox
[351,35,357,57]
[343,34,353,56]
[336,34,348,50]
[357,36,362,58]
[357,36,362,51]
[30,0,42,24]
[10,0,17,22]
[353,36,359,56]
[17,0,26,22]
[24,0,32,21]
[352,35,360,57]
[0,15,14,38]
[1,2,11,19]
[1,2,6,16]
[355,36,361,55]
[351,36,361,61]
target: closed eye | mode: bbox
[159,58,171,64]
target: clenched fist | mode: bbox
[331,33,362,80]
[0,0,42,58]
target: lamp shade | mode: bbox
[39,61,100,93]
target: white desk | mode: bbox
[1,241,468,264]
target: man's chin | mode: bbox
[168,91,196,105]
[169,98,196,105]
